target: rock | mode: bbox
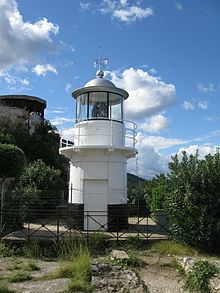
[92,258,146,292]
[110,250,129,261]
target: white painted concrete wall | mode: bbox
[75,120,125,147]
[68,149,127,205]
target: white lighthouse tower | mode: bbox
[59,61,137,231]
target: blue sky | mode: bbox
[0,0,220,177]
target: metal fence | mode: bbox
[0,191,171,242]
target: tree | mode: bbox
[0,144,25,178]
[0,120,68,181]
[166,150,220,250]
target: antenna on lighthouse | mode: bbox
[93,46,109,78]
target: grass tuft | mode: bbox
[22,260,40,271]
[8,271,32,283]
[149,240,199,256]
[0,282,16,293]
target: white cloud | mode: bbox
[182,100,194,110]
[108,67,176,120]
[178,144,218,158]
[141,135,189,150]
[139,114,170,133]
[65,82,72,93]
[0,0,59,73]
[51,117,74,126]
[198,83,215,93]
[205,116,219,122]
[175,2,183,10]
[198,100,208,110]
[79,2,90,11]
[128,145,169,178]
[99,0,153,23]
[149,68,157,75]
[32,64,58,76]
[20,78,29,86]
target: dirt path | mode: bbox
[139,255,186,293]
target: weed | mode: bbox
[126,236,145,249]
[89,232,107,254]
[55,239,86,261]
[8,271,32,283]
[184,260,219,293]
[22,260,40,271]
[149,240,199,256]
[68,279,93,293]
[112,255,142,268]
[53,244,92,292]
[0,243,17,258]
[6,263,21,271]
[160,259,186,276]
[0,282,15,293]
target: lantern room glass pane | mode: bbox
[76,93,88,121]
[109,93,123,122]
[88,92,108,119]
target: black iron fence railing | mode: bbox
[0,207,171,242]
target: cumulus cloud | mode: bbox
[140,135,189,150]
[99,0,153,23]
[182,100,194,110]
[0,0,59,73]
[108,67,176,120]
[177,144,219,158]
[32,64,58,76]
[50,117,74,126]
[198,83,215,93]
[139,114,170,133]
[128,145,169,178]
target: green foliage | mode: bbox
[0,144,25,178]
[0,121,68,181]
[8,160,65,219]
[8,271,32,283]
[166,150,220,250]
[112,255,141,268]
[89,232,107,254]
[22,261,40,271]
[54,245,92,292]
[184,261,219,293]
[148,240,199,256]
[126,236,145,249]
[0,242,17,258]
[0,282,15,293]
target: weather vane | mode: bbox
[93,45,109,71]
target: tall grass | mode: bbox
[54,243,92,292]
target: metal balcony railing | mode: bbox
[60,119,137,149]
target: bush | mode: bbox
[0,144,25,178]
[184,261,219,293]
[166,151,220,250]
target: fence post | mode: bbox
[57,211,60,242]
[0,180,5,234]
[116,210,119,242]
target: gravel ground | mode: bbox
[139,255,187,293]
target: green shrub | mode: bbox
[166,151,220,250]
[0,144,25,178]
[0,243,17,258]
[184,261,219,293]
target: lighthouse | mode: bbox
[59,62,137,231]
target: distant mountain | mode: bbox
[127,173,145,184]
